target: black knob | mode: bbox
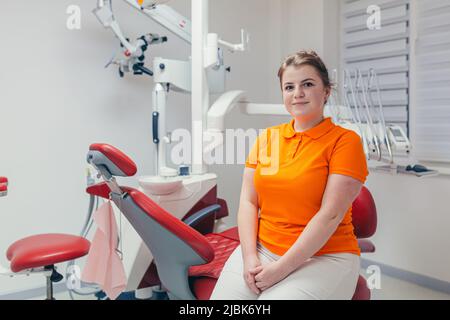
[226,67,231,72]
[159,63,165,70]
[50,269,64,283]
[140,36,148,46]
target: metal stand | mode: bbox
[44,265,63,300]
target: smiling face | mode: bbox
[281,64,331,123]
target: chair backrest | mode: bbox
[86,143,214,300]
[351,186,377,239]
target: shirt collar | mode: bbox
[282,117,335,140]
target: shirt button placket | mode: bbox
[292,135,303,159]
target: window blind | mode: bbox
[341,0,410,134]
[413,0,450,162]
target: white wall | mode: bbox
[4,0,445,297]
[0,0,183,294]
[217,0,450,286]
[334,0,450,285]
[363,0,450,284]
[0,0,291,295]
[216,0,340,228]
[365,173,450,283]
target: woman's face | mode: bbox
[281,65,330,122]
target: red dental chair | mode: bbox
[1,176,90,300]
[86,143,377,300]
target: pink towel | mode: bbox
[81,201,127,300]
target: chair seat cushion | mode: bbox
[190,276,217,300]
[189,228,239,300]
[189,231,239,279]
[6,233,90,272]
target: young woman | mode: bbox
[210,51,368,300]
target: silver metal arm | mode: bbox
[93,0,137,54]
[123,1,192,44]
[357,69,382,161]
[367,69,394,163]
[344,69,370,159]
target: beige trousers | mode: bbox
[210,244,360,300]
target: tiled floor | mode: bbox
[32,269,450,300]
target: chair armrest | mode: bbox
[216,198,229,219]
[358,239,376,253]
[183,204,221,235]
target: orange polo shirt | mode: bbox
[245,117,368,256]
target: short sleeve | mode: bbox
[329,131,369,183]
[245,138,258,169]
[245,129,270,169]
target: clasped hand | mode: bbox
[246,260,291,293]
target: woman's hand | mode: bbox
[243,255,262,294]
[251,260,291,291]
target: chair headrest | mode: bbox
[87,143,137,177]
[352,186,377,238]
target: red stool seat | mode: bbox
[6,233,90,273]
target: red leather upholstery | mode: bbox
[188,230,239,300]
[89,143,137,177]
[189,233,239,278]
[126,187,215,263]
[218,226,239,241]
[191,277,217,300]
[352,186,377,238]
[216,198,230,220]
[352,275,371,300]
[86,182,111,199]
[6,234,90,272]
[358,239,375,253]
[1,176,8,194]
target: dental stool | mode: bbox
[85,143,377,300]
[351,185,377,300]
[1,177,90,300]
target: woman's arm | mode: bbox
[253,173,363,290]
[237,167,261,294]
